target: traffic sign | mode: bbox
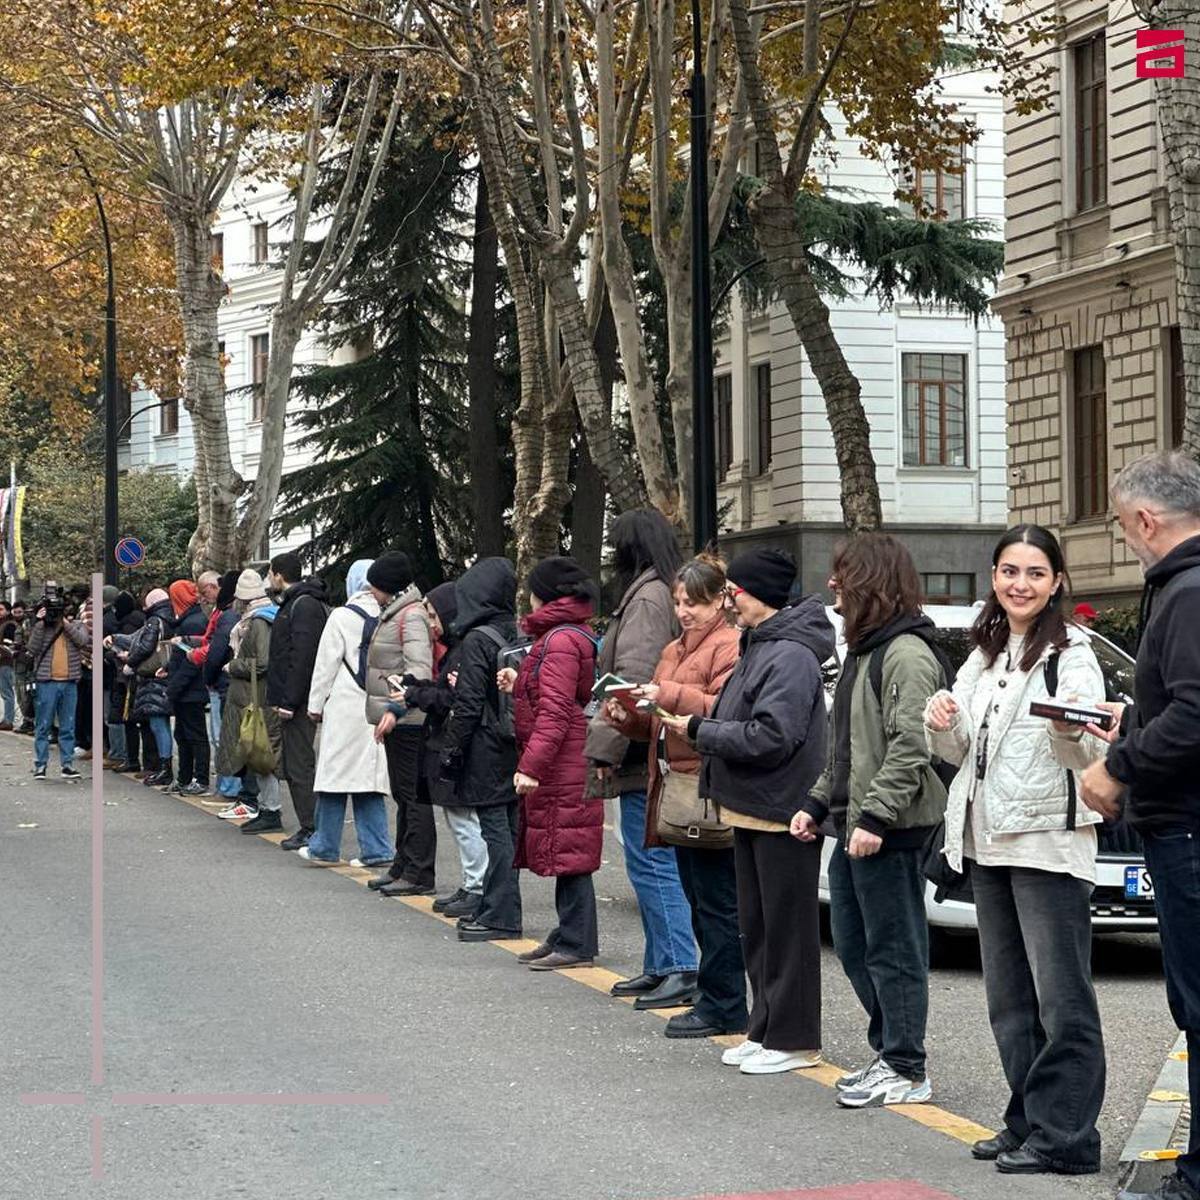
[114,536,146,569]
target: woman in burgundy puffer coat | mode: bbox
[500,556,602,971]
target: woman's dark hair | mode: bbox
[831,533,924,648]
[972,524,1070,671]
[611,509,684,592]
[674,553,726,604]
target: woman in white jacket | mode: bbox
[925,524,1107,1178]
[297,560,394,867]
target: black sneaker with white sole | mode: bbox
[61,765,82,780]
[33,765,46,780]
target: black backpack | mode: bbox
[342,603,380,691]
[475,625,522,743]
[866,630,959,791]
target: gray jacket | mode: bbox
[364,583,433,725]
[584,569,679,794]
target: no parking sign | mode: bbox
[114,537,146,569]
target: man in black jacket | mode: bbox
[266,552,329,850]
[1081,450,1200,1200]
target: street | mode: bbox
[1,737,1179,1200]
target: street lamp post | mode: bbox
[689,0,718,554]
[75,153,120,586]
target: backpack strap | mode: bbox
[341,603,375,683]
[1043,650,1076,832]
[866,631,954,705]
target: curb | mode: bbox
[1119,1032,1190,1195]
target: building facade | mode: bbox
[118,178,346,562]
[715,73,1009,601]
[994,0,1184,605]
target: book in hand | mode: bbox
[1029,699,1113,731]
[591,672,632,702]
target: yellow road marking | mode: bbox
[167,779,993,1147]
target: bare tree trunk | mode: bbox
[752,187,882,531]
[168,207,242,571]
[572,293,616,577]
[1141,4,1200,456]
[467,172,507,557]
[726,0,881,531]
[408,356,443,583]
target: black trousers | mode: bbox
[384,727,436,888]
[972,862,1104,1173]
[734,828,822,1051]
[173,701,209,786]
[280,711,318,833]
[675,845,747,1030]
[547,873,598,958]
[476,800,522,933]
[76,672,92,751]
[134,721,158,770]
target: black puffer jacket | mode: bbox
[1108,534,1200,832]
[166,602,208,706]
[106,594,145,723]
[438,557,520,809]
[122,599,174,720]
[266,578,330,711]
[694,595,835,826]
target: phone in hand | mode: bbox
[385,673,406,694]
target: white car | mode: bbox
[816,605,1157,946]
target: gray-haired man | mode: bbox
[1080,450,1200,1200]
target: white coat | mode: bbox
[925,625,1108,874]
[308,591,391,795]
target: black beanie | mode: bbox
[527,556,594,603]
[367,551,415,596]
[726,548,796,610]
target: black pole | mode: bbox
[689,0,717,554]
[76,152,119,586]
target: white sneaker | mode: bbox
[217,802,258,821]
[836,1060,932,1108]
[836,1055,881,1090]
[739,1047,823,1075]
[720,1039,763,1067]
[297,845,339,866]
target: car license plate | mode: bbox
[1125,865,1154,900]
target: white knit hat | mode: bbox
[234,569,267,601]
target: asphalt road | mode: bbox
[0,734,1179,1200]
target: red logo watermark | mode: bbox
[1136,29,1185,78]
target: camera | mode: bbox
[39,581,65,625]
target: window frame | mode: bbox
[715,371,734,481]
[920,572,976,606]
[900,350,971,469]
[1071,344,1108,520]
[1074,32,1108,213]
[250,332,269,423]
[159,395,179,437]
[752,360,772,475]
[908,146,968,222]
[252,221,269,265]
[210,231,224,273]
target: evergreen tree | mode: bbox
[278,102,507,590]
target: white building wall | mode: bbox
[119,178,337,560]
[715,68,1009,594]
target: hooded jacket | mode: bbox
[166,592,208,707]
[1107,533,1200,831]
[513,595,603,876]
[584,568,679,793]
[218,600,280,776]
[806,614,948,846]
[266,578,330,712]
[364,582,431,726]
[693,596,835,827]
[434,557,520,808]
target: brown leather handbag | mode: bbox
[655,769,733,849]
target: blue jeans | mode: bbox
[107,722,128,762]
[0,664,14,724]
[1143,828,1200,1194]
[34,681,77,769]
[618,790,698,974]
[828,840,929,1079]
[208,690,240,797]
[307,792,393,863]
[148,715,173,763]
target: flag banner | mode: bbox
[0,488,11,552]
[12,486,26,581]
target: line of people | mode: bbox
[70,448,1200,1200]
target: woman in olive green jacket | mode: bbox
[792,534,947,1110]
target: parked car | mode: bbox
[817,605,1156,945]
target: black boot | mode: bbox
[632,971,700,1010]
[144,761,172,788]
